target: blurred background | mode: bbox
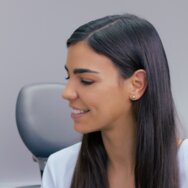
[0,0,188,187]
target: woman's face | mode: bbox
[63,42,134,134]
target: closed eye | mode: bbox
[80,79,94,85]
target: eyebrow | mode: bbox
[64,66,99,74]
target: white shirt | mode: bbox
[41,140,188,188]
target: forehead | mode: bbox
[66,42,115,71]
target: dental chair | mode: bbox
[15,83,82,187]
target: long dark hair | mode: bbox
[67,14,179,188]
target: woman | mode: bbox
[41,14,188,188]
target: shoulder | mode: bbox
[178,139,188,188]
[48,142,81,168]
[42,142,81,188]
[178,139,188,161]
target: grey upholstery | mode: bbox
[15,83,82,183]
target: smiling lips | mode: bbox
[71,108,90,120]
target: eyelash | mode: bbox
[65,76,94,86]
[80,79,94,85]
[65,76,70,80]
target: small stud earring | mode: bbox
[130,95,136,101]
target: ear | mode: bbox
[129,69,147,101]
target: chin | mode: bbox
[74,124,97,134]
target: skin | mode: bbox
[63,41,147,188]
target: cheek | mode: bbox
[79,83,130,113]
[93,89,130,115]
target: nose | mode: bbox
[62,82,78,101]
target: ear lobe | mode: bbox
[130,69,147,100]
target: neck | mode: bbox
[101,120,137,188]
[101,121,137,173]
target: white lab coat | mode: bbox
[42,140,188,188]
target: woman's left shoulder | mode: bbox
[178,139,188,188]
